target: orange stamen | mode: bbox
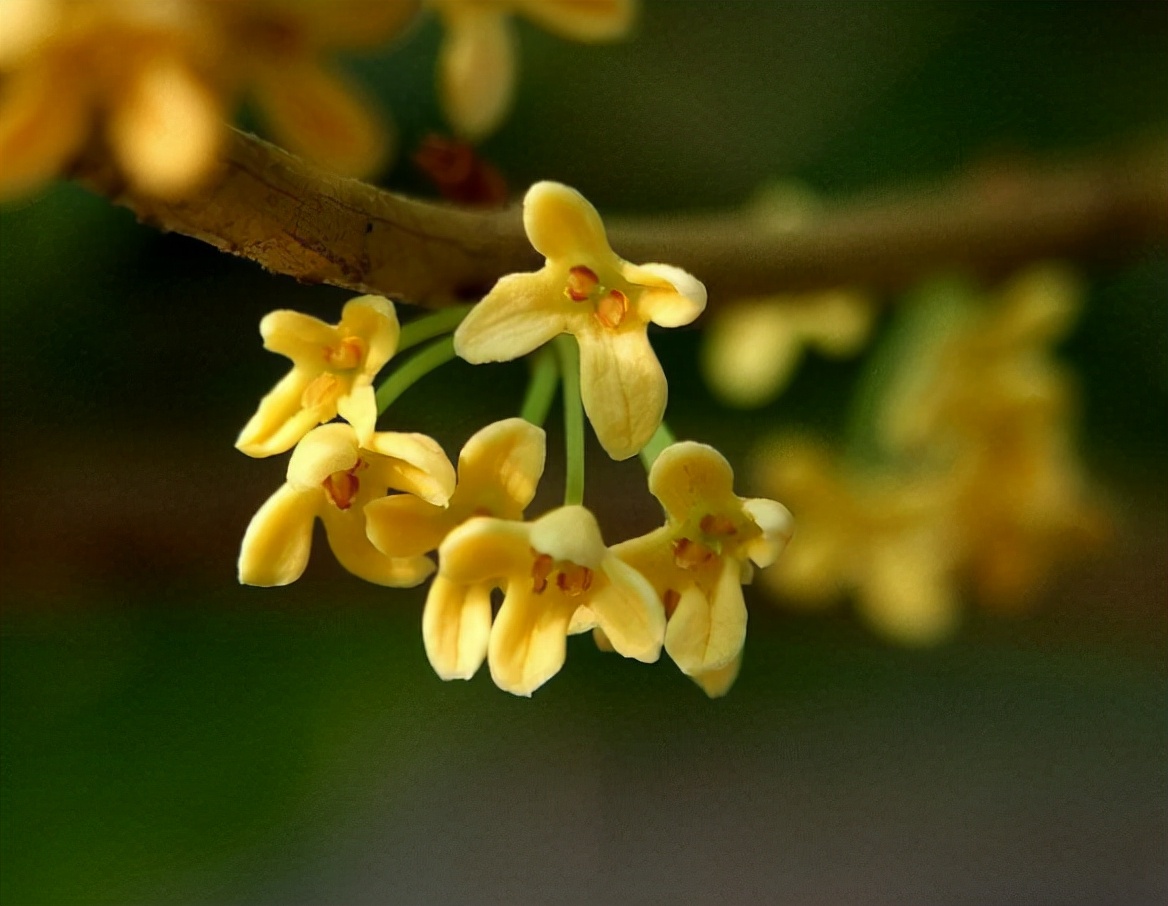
[301,372,341,411]
[564,265,599,302]
[531,552,554,593]
[325,336,366,370]
[555,564,594,597]
[322,468,360,510]
[673,537,716,570]
[594,289,628,329]
[700,513,738,537]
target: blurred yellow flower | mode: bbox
[236,295,399,458]
[454,181,706,460]
[437,505,664,696]
[430,0,634,140]
[702,289,874,408]
[611,442,793,696]
[365,418,547,681]
[239,422,455,588]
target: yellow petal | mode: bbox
[488,584,575,696]
[364,431,457,506]
[648,441,736,523]
[364,492,453,559]
[422,576,492,680]
[453,270,568,363]
[321,505,435,587]
[235,368,324,458]
[109,54,223,199]
[238,484,319,587]
[0,60,88,200]
[568,605,597,634]
[523,181,612,263]
[339,295,401,370]
[803,289,874,357]
[335,383,378,446]
[577,324,666,460]
[286,423,359,489]
[588,554,664,662]
[260,309,338,361]
[439,516,531,585]
[691,652,742,699]
[438,7,515,140]
[741,497,794,568]
[253,61,390,178]
[527,505,607,568]
[516,0,635,41]
[456,418,546,512]
[700,302,804,408]
[298,0,421,48]
[664,557,746,675]
[859,534,959,646]
[623,262,707,328]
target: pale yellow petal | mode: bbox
[516,0,635,41]
[610,525,677,592]
[623,262,707,328]
[0,61,88,199]
[254,62,390,178]
[439,516,531,585]
[664,557,746,675]
[0,0,58,65]
[701,302,804,408]
[568,605,597,634]
[577,324,666,460]
[339,295,400,371]
[453,270,568,363]
[235,368,323,458]
[286,423,359,489]
[648,441,736,523]
[321,506,435,587]
[238,484,320,587]
[335,383,378,446]
[364,431,456,506]
[488,585,575,696]
[523,181,612,263]
[741,497,795,568]
[260,309,338,362]
[438,7,514,140]
[527,505,607,568]
[364,493,453,559]
[109,55,223,199]
[457,417,546,511]
[591,626,615,652]
[588,554,664,662]
[859,535,959,646]
[804,289,874,357]
[691,652,742,699]
[422,576,492,680]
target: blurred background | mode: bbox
[1,2,1165,904]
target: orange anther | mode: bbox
[325,336,366,370]
[564,265,599,302]
[594,289,628,329]
[322,468,360,510]
[700,513,738,537]
[663,588,681,619]
[556,563,595,597]
[531,553,555,593]
[672,537,716,570]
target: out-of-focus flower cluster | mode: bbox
[235,180,792,698]
[752,265,1110,645]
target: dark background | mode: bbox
[1,3,1165,904]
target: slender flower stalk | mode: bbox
[375,335,459,413]
[556,335,585,507]
[639,422,677,472]
[397,304,475,352]
[520,346,560,427]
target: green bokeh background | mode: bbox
[1,3,1165,904]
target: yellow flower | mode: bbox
[611,442,793,696]
[239,422,455,588]
[236,295,398,458]
[430,0,634,139]
[364,417,547,681]
[454,181,707,460]
[436,505,664,696]
[702,289,873,408]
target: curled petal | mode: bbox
[577,325,666,460]
[457,418,546,512]
[238,484,319,587]
[365,432,457,505]
[488,586,575,696]
[741,498,795,568]
[0,60,88,199]
[109,55,223,199]
[365,492,453,559]
[335,383,378,446]
[691,652,743,699]
[260,309,338,361]
[523,181,612,263]
[339,295,400,368]
[287,423,359,489]
[423,576,492,681]
[516,0,635,41]
[454,271,568,364]
[438,7,515,140]
[648,441,737,522]
[527,505,607,569]
[439,516,531,586]
[589,555,665,662]
[321,507,435,587]
[664,557,747,675]
[236,369,325,458]
[624,262,707,328]
[568,605,597,634]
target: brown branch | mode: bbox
[74,129,1168,309]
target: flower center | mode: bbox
[530,549,594,596]
[301,372,342,412]
[321,459,366,510]
[700,514,738,538]
[324,336,366,370]
[672,537,717,570]
[563,265,630,329]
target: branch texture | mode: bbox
[75,129,1168,309]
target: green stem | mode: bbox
[555,336,585,507]
[375,335,458,413]
[396,304,473,353]
[519,345,560,427]
[639,421,677,472]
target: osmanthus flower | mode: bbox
[236,295,398,458]
[363,418,546,681]
[429,0,634,140]
[607,442,794,697]
[454,181,707,460]
[436,505,665,696]
[239,422,456,588]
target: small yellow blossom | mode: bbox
[430,0,634,140]
[436,505,664,696]
[236,295,399,458]
[239,422,455,588]
[611,442,793,696]
[454,181,707,460]
[702,289,874,408]
[364,417,546,680]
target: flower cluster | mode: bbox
[235,180,792,697]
